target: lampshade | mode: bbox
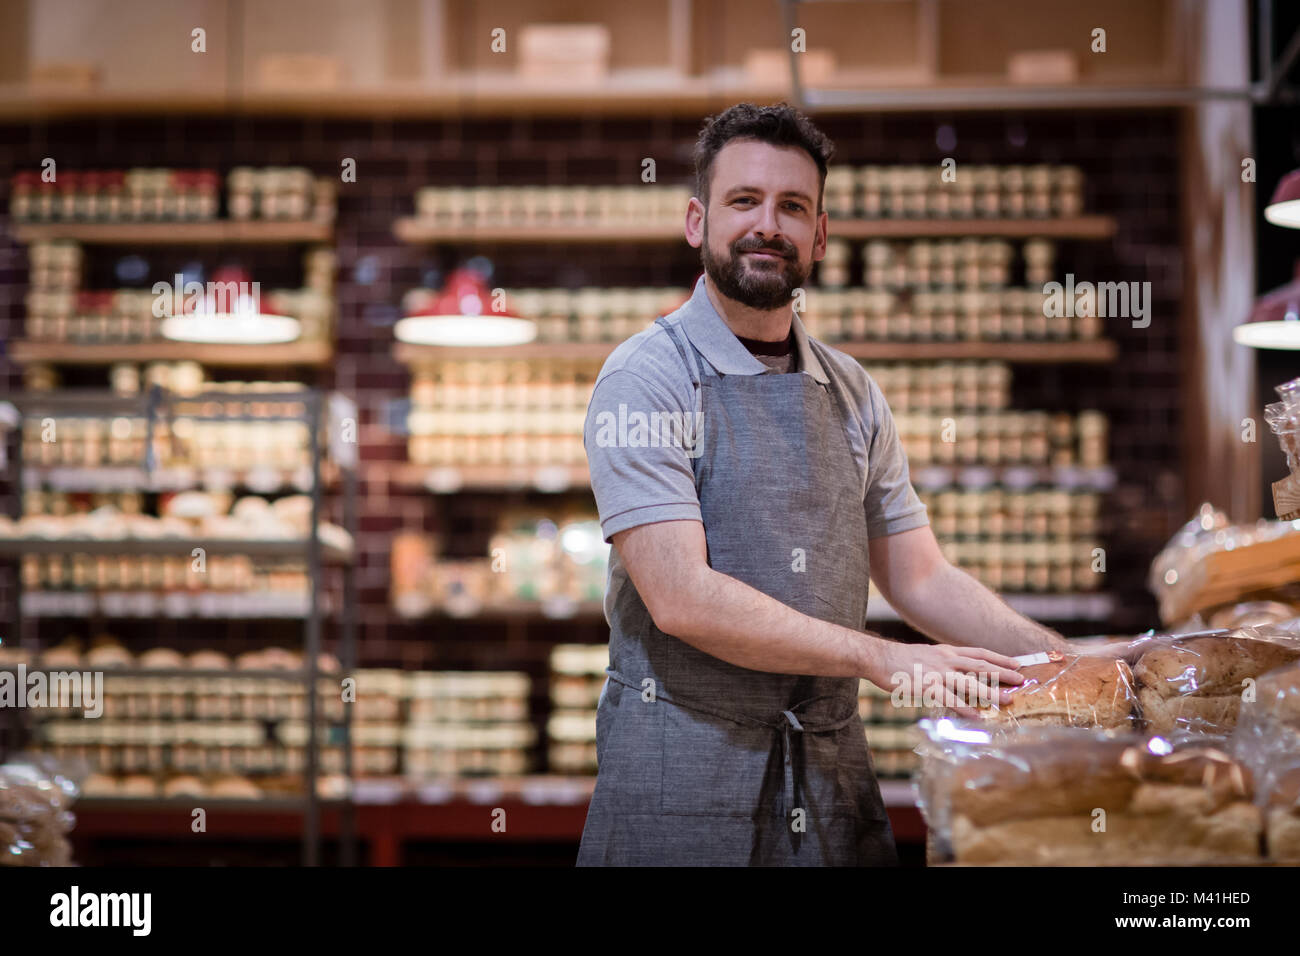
[1265,169,1300,229]
[1234,277,1300,350]
[159,266,300,344]
[394,267,536,347]
[161,312,301,344]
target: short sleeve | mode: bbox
[584,369,702,542]
[863,379,929,538]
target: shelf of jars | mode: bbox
[392,215,1117,244]
[9,381,345,495]
[9,341,334,367]
[8,166,336,239]
[12,240,336,368]
[393,169,1114,244]
[11,221,334,245]
[395,340,1118,364]
[394,231,1120,364]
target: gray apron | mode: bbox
[576,316,897,866]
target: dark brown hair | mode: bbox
[692,102,835,214]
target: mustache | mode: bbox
[735,242,794,258]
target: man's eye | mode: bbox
[786,202,805,211]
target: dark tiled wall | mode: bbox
[0,109,1184,665]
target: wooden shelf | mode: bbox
[391,462,1113,495]
[394,219,682,244]
[394,463,590,494]
[396,596,605,621]
[10,220,334,245]
[20,590,326,619]
[8,340,334,366]
[394,342,614,363]
[829,215,1117,239]
[394,215,1116,244]
[395,340,1118,364]
[21,463,337,494]
[0,536,353,563]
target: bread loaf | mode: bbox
[948,737,1137,826]
[984,655,1136,729]
[1135,635,1300,734]
[946,737,1262,863]
[953,803,1261,864]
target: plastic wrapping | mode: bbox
[1229,660,1300,860]
[1266,376,1300,476]
[972,653,1141,731]
[1131,624,1300,736]
[1147,503,1300,615]
[0,755,79,867]
[915,719,1261,865]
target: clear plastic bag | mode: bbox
[1147,504,1300,615]
[915,719,1261,865]
[1229,660,1300,860]
[0,754,80,867]
[1131,624,1300,736]
[1266,375,1300,475]
[968,653,1141,731]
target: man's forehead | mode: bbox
[712,140,819,192]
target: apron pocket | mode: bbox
[660,702,776,818]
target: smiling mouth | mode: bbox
[745,250,787,259]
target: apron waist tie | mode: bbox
[606,668,857,818]
[781,709,803,818]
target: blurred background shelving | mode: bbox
[0,0,1287,867]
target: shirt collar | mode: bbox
[677,274,829,384]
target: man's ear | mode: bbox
[685,197,705,249]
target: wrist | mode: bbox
[858,631,899,687]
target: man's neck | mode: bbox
[703,275,794,343]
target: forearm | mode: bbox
[659,566,894,681]
[892,561,1072,656]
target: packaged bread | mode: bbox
[118,775,157,797]
[1134,628,1300,735]
[917,720,1263,865]
[271,494,313,531]
[1228,661,1300,814]
[0,644,32,666]
[977,653,1137,730]
[162,775,205,798]
[80,773,120,797]
[189,649,232,671]
[138,647,185,670]
[0,758,79,867]
[209,775,262,800]
[1262,766,1300,861]
[86,635,133,669]
[39,638,82,668]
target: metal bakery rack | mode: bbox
[0,384,359,866]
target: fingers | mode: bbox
[945,655,1026,688]
[947,646,1026,672]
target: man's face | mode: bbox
[697,139,825,311]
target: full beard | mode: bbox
[701,221,810,312]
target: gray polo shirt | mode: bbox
[584,274,929,622]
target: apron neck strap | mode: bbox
[654,315,717,384]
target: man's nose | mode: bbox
[753,200,783,240]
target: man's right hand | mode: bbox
[870,641,1027,719]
